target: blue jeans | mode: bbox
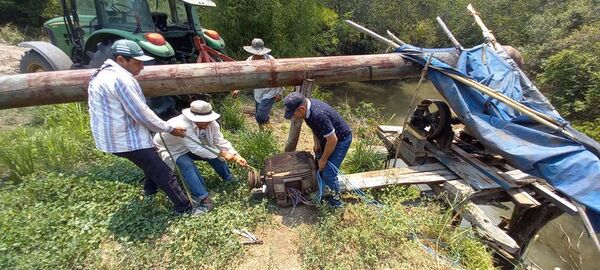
[316,134,353,193]
[175,152,234,201]
[255,97,276,124]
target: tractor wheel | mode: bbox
[19,50,54,73]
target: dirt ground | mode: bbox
[0,43,36,131]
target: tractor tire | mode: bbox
[20,50,54,73]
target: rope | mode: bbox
[393,53,434,167]
[159,133,194,202]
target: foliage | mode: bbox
[201,0,335,59]
[574,119,600,142]
[0,23,24,45]
[228,129,278,169]
[538,45,600,120]
[0,0,61,29]
[214,97,246,132]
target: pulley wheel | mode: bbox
[247,169,262,189]
[409,99,452,140]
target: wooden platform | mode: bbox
[338,124,581,265]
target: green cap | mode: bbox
[110,39,154,61]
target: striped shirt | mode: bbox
[247,55,284,103]
[88,59,173,153]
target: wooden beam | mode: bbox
[0,53,447,110]
[284,79,314,152]
[530,182,578,215]
[439,180,520,254]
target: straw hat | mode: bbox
[182,100,220,122]
[243,38,271,55]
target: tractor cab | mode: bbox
[34,0,225,70]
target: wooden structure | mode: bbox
[337,123,576,268]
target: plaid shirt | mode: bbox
[88,59,173,153]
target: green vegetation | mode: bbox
[0,100,494,269]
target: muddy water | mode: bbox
[327,80,599,270]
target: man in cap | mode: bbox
[154,100,248,209]
[232,38,284,128]
[88,39,206,216]
[283,93,352,207]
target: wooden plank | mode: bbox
[506,188,541,208]
[530,182,578,215]
[499,170,537,185]
[450,145,516,190]
[441,181,520,254]
[377,125,403,133]
[424,141,501,190]
[339,163,457,191]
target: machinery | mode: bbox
[247,151,319,207]
[19,0,232,118]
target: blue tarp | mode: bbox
[396,44,600,230]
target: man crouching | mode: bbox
[154,100,247,210]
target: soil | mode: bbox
[0,43,36,131]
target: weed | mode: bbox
[229,128,278,169]
[343,139,386,174]
[214,97,246,132]
[0,23,24,45]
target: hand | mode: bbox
[170,127,186,137]
[318,158,327,171]
[221,151,235,161]
[313,144,321,154]
[231,90,240,98]
[275,94,282,102]
[235,156,248,167]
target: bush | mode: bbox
[0,23,24,45]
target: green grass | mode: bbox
[0,101,495,269]
[0,23,24,45]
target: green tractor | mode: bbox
[19,0,232,118]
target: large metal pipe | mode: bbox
[0,53,449,110]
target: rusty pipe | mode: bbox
[0,53,449,110]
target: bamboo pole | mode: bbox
[343,20,400,48]
[386,30,405,46]
[467,3,502,51]
[435,16,463,49]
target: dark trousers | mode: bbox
[113,148,192,213]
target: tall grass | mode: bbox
[299,187,494,269]
[0,103,98,181]
[214,97,246,132]
[343,139,386,174]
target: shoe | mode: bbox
[201,197,215,211]
[190,206,210,216]
[326,193,343,208]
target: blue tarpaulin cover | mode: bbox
[396,44,600,230]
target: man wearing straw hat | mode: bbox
[232,38,284,128]
[88,39,206,216]
[154,100,247,209]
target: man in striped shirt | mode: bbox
[88,39,205,215]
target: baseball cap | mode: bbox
[110,39,154,61]
[283,92,305,119]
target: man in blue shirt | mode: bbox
[283,92,352,206]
